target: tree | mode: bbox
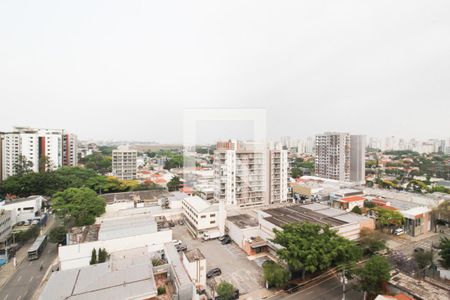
[79,152,112,175]
[351,206,362,214]
[13,155,33,176]
[373,207,404,231]
[163,155,183,170]
[432,200,450,232]
[357,255,391,298]
[167,176,182,192]
[51,187,106,226]
[216,281,235,300]
[413,250,434,276]
[90,248,97,265]
[359,228,386,255]
[439,236,450,268]
[98,248,108,263]
[263,261,290,288]
[272,223,362,279]
[49,225,67,245]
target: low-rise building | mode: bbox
[400,207,432,237]
[182,248,206,290]
[334,195,365,211]
[226,214,261,256]
[59,214,172,270]
[182,196,220,237]
[330,189,364,203]
[0,195,44,225]
[40,247,158,300]
[386,271,449,300]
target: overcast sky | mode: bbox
[1,1,449,143]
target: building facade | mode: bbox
[315,132,366,183]
[1,127,74,179]
[62,132,78,166]
[315,132,351,181]
[112,147,137,180]
[213,140,288,208]
[0,209,12,243]
[350,135,366,183]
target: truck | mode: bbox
[202,229,221,241]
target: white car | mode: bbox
[394,228,404,235]
[172,240,182,246]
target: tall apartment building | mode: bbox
[213,140,288,208]
[0,133,4,182]
[112,147,137,180]
[315,132,366,183]
[62,132,78,166]
[350,135,366,183]
[1,127,67,179]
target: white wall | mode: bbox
[59,230,172,270]
[226,220,260,249]
[1,197,42,225]
[182,254,206,288]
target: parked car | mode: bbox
[176,244,187,252]
[393,228,404,235]
[168,221,175,227]
[218,235,229,242]
[17,221,26,226]
[178,220,184,225]
[414,247,425,253]
[221,236,231,245]
[206,268,221,278]
[172,240,182,246]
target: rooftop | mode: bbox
[40,250,156,300]
[183,195,218,213]
[98,215,157,241]
[262,205,347,228]
[184,248,205,262]
[227,214,259,229]
[101,190,167,204]
[338,196,366,203]
[388,272,449,300]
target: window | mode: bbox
[200,215,206,219]
[210,214,215,217]
[210,220,215,224]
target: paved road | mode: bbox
[269,275,363,300]
[0,242,58,300]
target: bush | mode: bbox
[15,225,40,242]
[216,281,235,300]
[49,225,67,244]
[157,286,166,295]
[351,206,362,214]
[263,261,290,288]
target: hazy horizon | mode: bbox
[1,1,449,143]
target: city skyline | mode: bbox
[1,1,450,143]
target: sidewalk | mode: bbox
[0,215,55,288]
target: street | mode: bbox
[269,275,363,300]
[0,241,58,300]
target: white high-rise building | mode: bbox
[213,140,288,208]
[1,127,64,179]
[112,146,137,180]
[315,132,366,183]
[350,135,366,183]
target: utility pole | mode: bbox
[341,268,347,300]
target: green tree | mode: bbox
[439,236,450,268]
[351,206,362,214]
[51,187,106,226]
[49,225,67,245]
[90,248,97,265]
[79,152,112,175]
[373,207,404,230]
[98,248,108,263]
[163,155,183,170]
[167,176,182,192]
[357,255,391,298]
[272,223,362,279]
[359,228,386,255]
[263,261,290,288]
[13,155,33,176]
[413,250,434,276]
[216,281,235,300]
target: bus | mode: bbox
[27,235,48,260]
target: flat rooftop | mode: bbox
[98,214,157,241]
[389,272,449,300]
[262,205,347,228]
[227,214,259,229]
[184,248,205,263]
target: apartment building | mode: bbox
[62,132,78,166]
[0,133,3,181]
[213,140,288,208]
[0,209,12,243]
[350,135,366,183]
[315,132,366,183]
[112,147,137,180]
[1,127,67,179]
[315,132,351,182]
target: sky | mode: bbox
[1,1,449,143]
